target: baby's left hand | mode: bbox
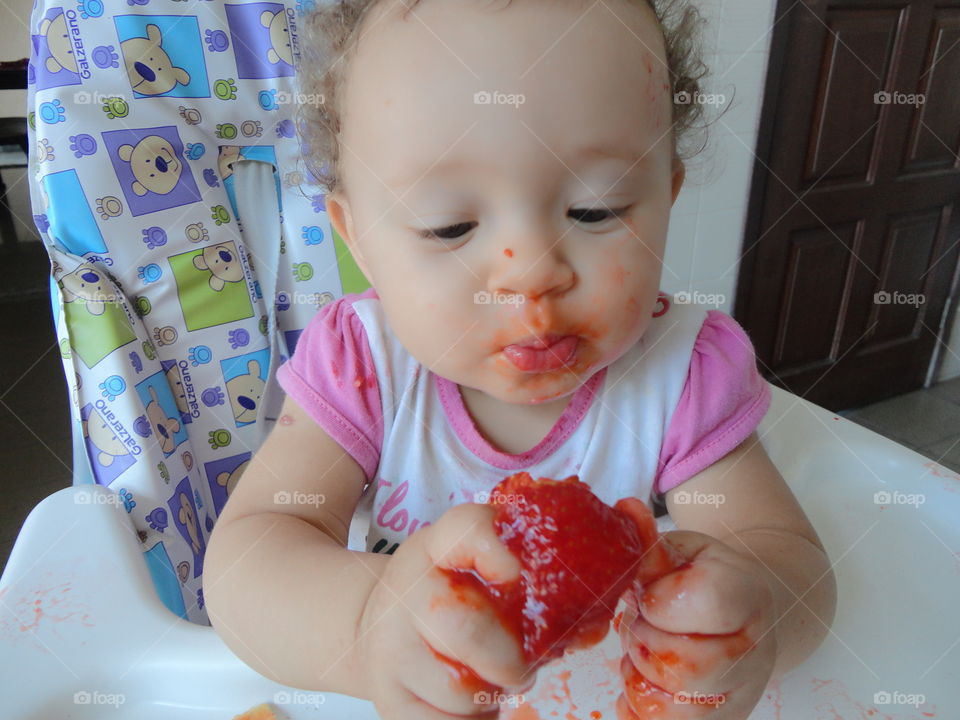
[616,529,779,719]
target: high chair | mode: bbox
[20,0,370,626]
[2,0,958,717]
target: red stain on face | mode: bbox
[487,298,612,400]
[504,248,514,258]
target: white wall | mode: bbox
[660,0,776,316]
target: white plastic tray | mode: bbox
[1,385,957,719]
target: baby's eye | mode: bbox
[419,221,477,241]
[569,206,631,224]
[417,205,631,242]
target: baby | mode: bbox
[205,1,837,718]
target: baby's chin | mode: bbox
[479,363,603,406]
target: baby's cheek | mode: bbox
[608,264,632,288]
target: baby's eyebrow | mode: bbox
[388,142,652,190]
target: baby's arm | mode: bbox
[204,393,386,697]
[206,394,533,718]
[664,430,838,679]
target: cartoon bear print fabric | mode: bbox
[27,0,369,624]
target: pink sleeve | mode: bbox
[655,310,771,495]
[276,290,383,485]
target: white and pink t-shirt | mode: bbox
[276,287,771,554]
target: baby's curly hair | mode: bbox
[295,0,715,195]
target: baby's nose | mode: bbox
[492,245,576,302]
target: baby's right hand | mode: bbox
[358,502,537,719]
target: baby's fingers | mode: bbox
[409,567,535,691]
[392,631,506,717]
[637,534,770,635]
[426,503,521,583]
[620,610,758,696]
[378,672,500,720]
[618,654,719,719]
[615,498,686,585]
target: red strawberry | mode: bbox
[442,472,663,668]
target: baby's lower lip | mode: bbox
[502,335,579,373]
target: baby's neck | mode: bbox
[458,384,574,455]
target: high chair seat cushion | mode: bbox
[25,0,367,624]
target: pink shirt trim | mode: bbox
[654,310,771,494]
[433,369,607,470]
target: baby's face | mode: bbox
[326,0,683,405]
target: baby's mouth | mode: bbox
[502,334,580,373]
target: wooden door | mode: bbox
[734,0,960,411]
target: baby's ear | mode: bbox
[324,191,348,238]
[670,158,686,206]
[325,191,373,284]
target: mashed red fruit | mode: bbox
[441,473,657,667]
[231,703,279,720]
